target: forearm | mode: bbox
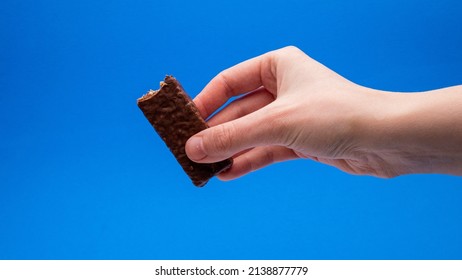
[364,85,462,176]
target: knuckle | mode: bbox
[264,103,295,145]
[283,45,301,53]
[205,123,235,154]
[216,71,235,99]
[276,45,303,57]
[270,46,300,59]
[377,170,399,179]
[262,147,275,165]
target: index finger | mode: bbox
[194,51,278,119]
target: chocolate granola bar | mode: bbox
[137,76,232,187]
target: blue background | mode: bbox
[1,0,461,259]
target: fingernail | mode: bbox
[186,136,207,161]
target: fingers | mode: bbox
[193,51,278,119]
[207,87,275,127]
[185,106,279,163]
[218,146,298,180]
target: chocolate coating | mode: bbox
[137,76,232,187]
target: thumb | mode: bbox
[185,109,278,163]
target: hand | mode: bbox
[185,46,462,180]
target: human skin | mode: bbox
[185,46,462,180]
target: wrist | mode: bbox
[359,87,462,176]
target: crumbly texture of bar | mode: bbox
[137,76,232,187]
